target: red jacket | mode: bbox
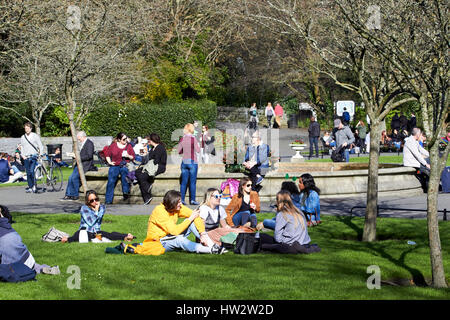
[105,142,135,165]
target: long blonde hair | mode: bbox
[276,190,305,229]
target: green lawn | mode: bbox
[1,212,449,299]
[307,154,450,166]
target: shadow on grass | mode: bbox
[332,215,427,286]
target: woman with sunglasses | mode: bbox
[259,190,320,254]
[225,177,260,229]
[298,173,321,226]
[200,188,246,246]
[61,190,134,243]
[104,132,136,204]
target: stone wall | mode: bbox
[0,136,113,159]
[84,162,422,203]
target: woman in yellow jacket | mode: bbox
[225,177,260,228]
[126,190,225,255]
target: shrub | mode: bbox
[83,99,217,148]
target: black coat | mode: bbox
[141,144,167,176]
[308,121,321,138]
[78,139,97,172]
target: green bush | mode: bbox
[83,99,217,148]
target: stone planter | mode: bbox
[289,143,307,162]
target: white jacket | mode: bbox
[403,136,429,168]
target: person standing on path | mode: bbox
[265,102,274,128]
[334,119,355,163]
[274,103,284,128]
[20,122,44,193]
[308,116,320,158]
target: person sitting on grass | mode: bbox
[298,173,321,226]
[259,190,321,254]
[122,190,225,255]
[259,181,301,231]
[199,188,247,247]
[225,177,260,229]
[0,205,60,275]
[61,190,135,243]
[0,152,24,184]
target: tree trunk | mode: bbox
[65,81,88,195]
[427,142,448,288]
[363,121,382,242]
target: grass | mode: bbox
[1,212,449,300]
[0,166,74,188]
[307,154,450,166]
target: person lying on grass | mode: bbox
[0,205,60,275]
[121,190,225,255]
[61,190,134,243]
[259,191,321,254]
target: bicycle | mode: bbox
[33,153,64,192]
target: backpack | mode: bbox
[331,146,346,162]
[0,262,36,282]
[42,227,69,242]
[234,232,260,255]
[343,111,350,122]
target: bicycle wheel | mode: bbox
[49,164,63,192]
[34,165,47,193]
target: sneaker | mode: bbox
[256,176,264,185]
[211,244,226,255]
[42,266,60,275]
[32,186,37,193]
[60,195,75,201]
[144,197,153,205]
[25,187,32,193]
[190,200,200,205]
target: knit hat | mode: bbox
[334,119,342,128]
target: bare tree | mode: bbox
[241,0,416,242]
[336,0,449,288]
[15,0,155,193]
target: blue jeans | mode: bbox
[344,149,350,162]
[180,160,198,203]
[65,166,81,197]
[160,223,210,253]
[263,217,276,230]
[309,136,319,157]
[105,166,130,204]
[24,156,38,188]
[232,210,257,228]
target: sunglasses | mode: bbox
[121,137,127,141]
[212,194,222,199]
[89,197,100,204]
[246,184,252,187]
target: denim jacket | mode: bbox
[298,190,320,216]
[245,143,270,168]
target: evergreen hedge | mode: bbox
[83,99,217,148]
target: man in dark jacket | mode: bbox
[308,116,321,158]
[61,131,97,201]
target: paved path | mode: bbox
[1,184,448,220]
[2,123,448,219]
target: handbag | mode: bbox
[233,232,259,255]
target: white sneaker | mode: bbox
[211,244,226,255]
